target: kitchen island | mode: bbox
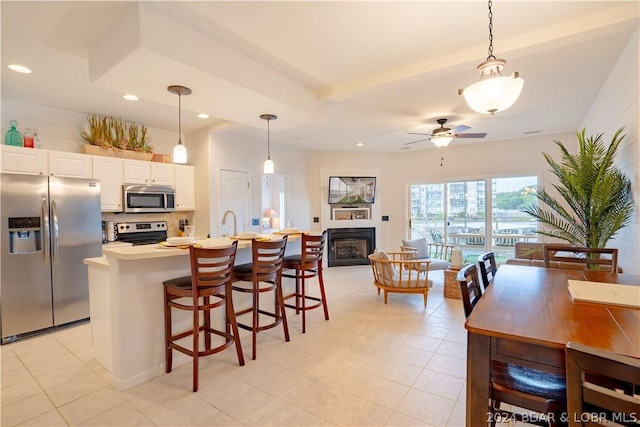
[84,236,300,390]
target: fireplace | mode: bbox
[327,227,376,267]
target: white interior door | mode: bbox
[219,169,251,236]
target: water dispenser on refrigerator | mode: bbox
[8,217,41,254]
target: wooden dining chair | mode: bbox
[163,241,243,392]
[457,263,483,318]
[566,341,640,427]
[477,251,498,290]
[232,236,290,360]
[282,231,329,333]
[458,263,566,427]
[543,245,618,272]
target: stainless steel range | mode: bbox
[116,221,168,245]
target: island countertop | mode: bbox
[97,234,300,261]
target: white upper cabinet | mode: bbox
[93,156,124,212]
[150,162,174,186]
[174,165,195,211]
[1,145,47,175]
[124,160,174,186]
[123,159,151,184]
[48,151,92,178]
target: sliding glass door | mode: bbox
[408,176,538,264]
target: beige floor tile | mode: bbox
[260,402,328,426]
[396,388,456,427]
[15,344,72,366]
[25,352,84,378]
[44,371,109,407]
[0,392,55,426]
[374,327,412,345]
[404,334,442,353]
[457,381,467,404]
[342,349,387,373]
[358,338,400,358]
[384,411,433,426]
[436,340,467,360]
[17,409,68,426]
[444,329,467,345]
[353,375,410,409]
[317,362,371,394]
[374,359,423,386]
[197,410,244,426]
[1,366,33,388]
[391,345,434,368]
[426,353,467,379]
[147,393,226,426]
[1,377,44,407]
[58,385,132,425]
[78,402,152,426]
[412,369,465,401]
[34,365,97,390]
[447,402,466,427]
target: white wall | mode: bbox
[1,99,178,154]
[581,29,639,274]
[203,129,309,238]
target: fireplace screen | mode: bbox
[327,227,375,267]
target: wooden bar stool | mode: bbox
[232,236,289,360]
[282,231,329,333]
[163,241,244,392]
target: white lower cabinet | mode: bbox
[1,145,47,175]
[174,165,195,211]
[93,156,124,212]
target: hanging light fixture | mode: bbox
[431,134,454,148]
[260,114,277,174]
[168,85,192,164]
[458,0,524,115]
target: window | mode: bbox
[408,176,538,263]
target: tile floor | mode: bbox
[1,265,471,426]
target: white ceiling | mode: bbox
[2,1,638,153]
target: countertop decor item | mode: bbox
[521,128,634,252]
[4,120,23,146]
[168,85,191,164]
[80,114,152,159]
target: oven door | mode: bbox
[123,185,175,213]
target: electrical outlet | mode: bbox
[313,217,319,223]
[382,215,389,221]
[251,218,259,226]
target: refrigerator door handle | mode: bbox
[51,200,59,265]
[42,198,50,265]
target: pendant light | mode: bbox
[458,0,524,115]
[168,85,191,164]
[260,114,277,174]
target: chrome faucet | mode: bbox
[221,210,237,237]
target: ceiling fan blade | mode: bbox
[407,132,430,136]
[454,132,487,138]
[404,138,430,145]
[451,124,471,133]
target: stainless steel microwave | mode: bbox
[123,184,175,213]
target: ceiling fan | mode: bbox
[404,118,487,147]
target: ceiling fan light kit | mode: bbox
[459,0,524,115]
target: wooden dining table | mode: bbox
[464,264,640,426]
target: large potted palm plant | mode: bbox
[522,128,634,250]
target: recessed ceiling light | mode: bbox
[8,64,31,74]
[123,94,138,101]
[355,141,365,147]
[197,113,209,119]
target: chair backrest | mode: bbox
[430,229,444,244]
[565,341,640,426]
[250,235,288,282]
[429,243,453,261]
[457,263,483,318]
[190,241,238,291]
[543,245,618,272]
[301,231,327,270]
[477,252,497,290]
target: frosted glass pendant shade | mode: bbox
[263,157,274,174]
[462,74,524,115]
[173,142,187,164]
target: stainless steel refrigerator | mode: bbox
[1,173,102,343]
